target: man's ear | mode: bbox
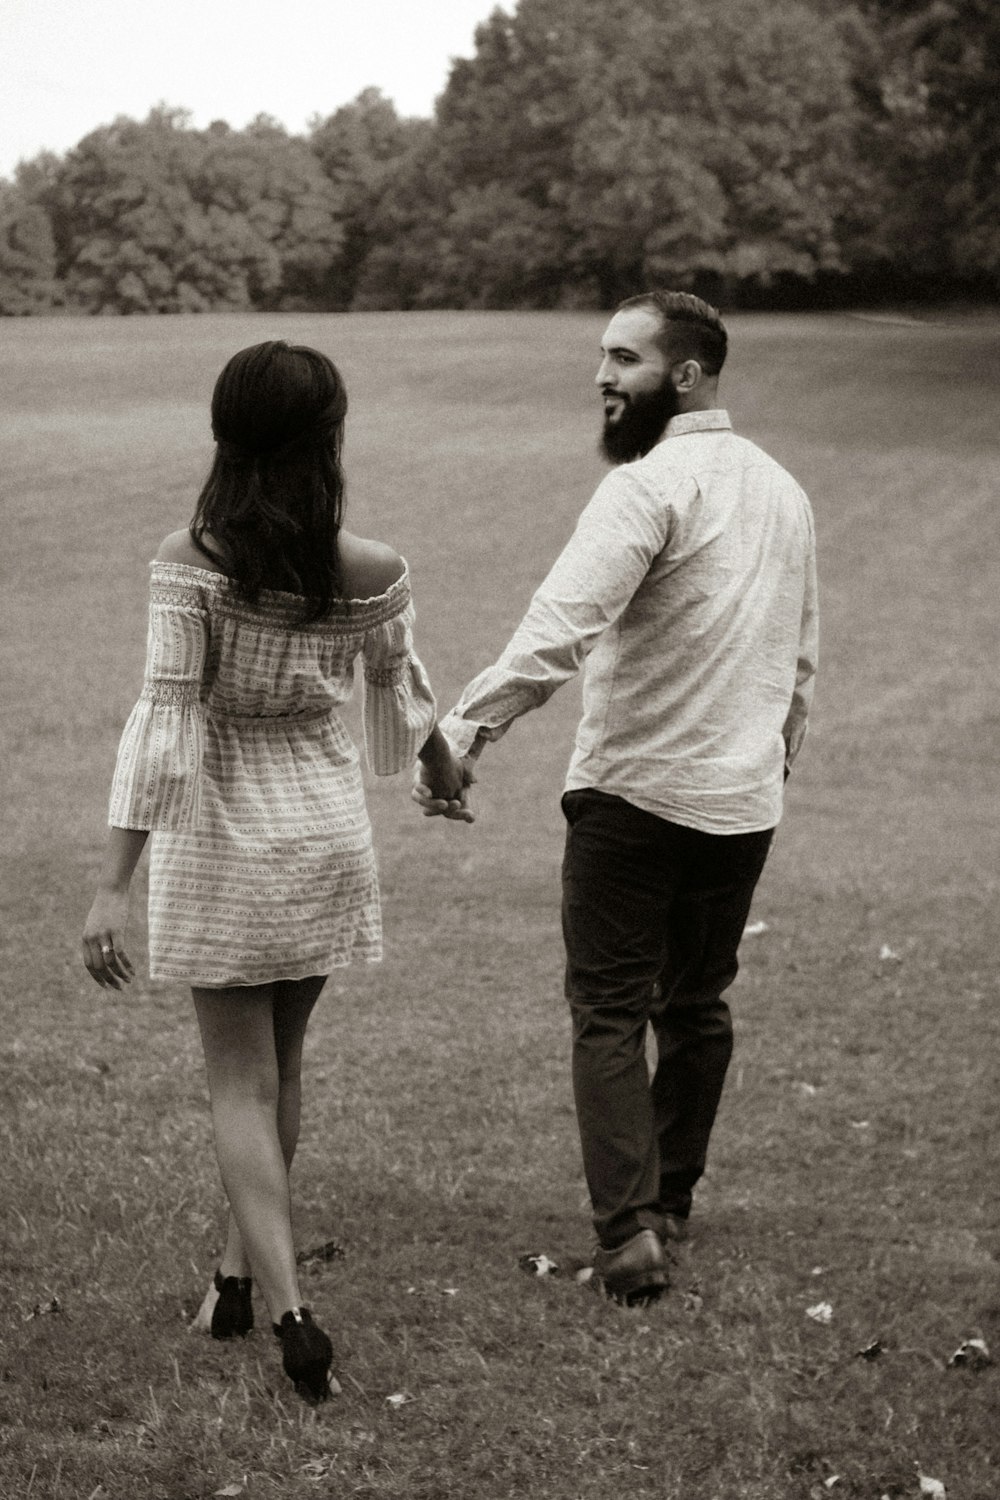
[673,359,703,393]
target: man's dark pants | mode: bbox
[561,789,774,1250]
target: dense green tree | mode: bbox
[436,4,582,208]
[309,88,430,307]
[2,0,996,314]
[348,127,454,309]
[849,0,1000,283]
[47,108,344,312]
[391,182,568,308]
[562,0,863,301]
[195,115,347,309]
[0,179,60,313]
[56,109,222,312]
[367,0,870,309]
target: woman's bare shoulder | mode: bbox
[338,531,405,599]
[155,530,226,574]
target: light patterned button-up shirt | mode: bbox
[440,410,818,834]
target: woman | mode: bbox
[82,340,468,1402]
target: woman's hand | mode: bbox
[82,889,136,989]
[82,827,148,988]
[414,726,476,823]
[412,757,476,822]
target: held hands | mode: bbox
[82,889,136,990]
[412,752,476,823]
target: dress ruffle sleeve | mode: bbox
[108,568,208,830]
[361,589,436,776]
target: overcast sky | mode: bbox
[3,0,505,178]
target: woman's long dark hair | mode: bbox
[190,341,348,623]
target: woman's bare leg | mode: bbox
[273,974,327,1166]
[192,980,323,1323]
[215,977,327,1284]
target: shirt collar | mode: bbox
[663,409,732,438]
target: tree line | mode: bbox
[2,0,996,315]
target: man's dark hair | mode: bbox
[617,290,728,377]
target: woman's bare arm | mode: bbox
[82,826,149,989]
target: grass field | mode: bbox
[1,309,998,1500]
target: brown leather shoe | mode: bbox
[593,1228,669,1305]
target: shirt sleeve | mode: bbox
[782,504,819,772]
[439,467,672,757]
[361,595,437,775]
[108,580,208,830]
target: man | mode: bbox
[415,291,818,1304]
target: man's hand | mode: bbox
[411,756,476,822]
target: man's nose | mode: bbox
[596,358,613,387]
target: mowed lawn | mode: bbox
[1,310,997,1500]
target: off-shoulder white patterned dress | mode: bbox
[109,560,436,988]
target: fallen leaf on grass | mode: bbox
[878,943,902,963]
[808,1479,841,1500]
[947,1337,991,1370]
[796,1082,818,1097]
[300,1459,334,1479]
[386,1392,415,1409]
[743,920,769,937]
[917,1472,946,1498]
[575,1266,594,1285]
[806,1301,833,1324]
[296,1239,345,1264]
[855,1339,884,1360]
[25,1296,62,1320]
[518,1252,560,1277]
[214,1485,246,1497]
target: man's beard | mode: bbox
[600,375,681,464]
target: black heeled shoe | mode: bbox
[210,1269,254,1339]
[272,1307,333,1401]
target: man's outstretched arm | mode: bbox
[413,466,672,816]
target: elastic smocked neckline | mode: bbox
[149,558,411,614]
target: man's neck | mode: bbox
[676,389,720,416]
